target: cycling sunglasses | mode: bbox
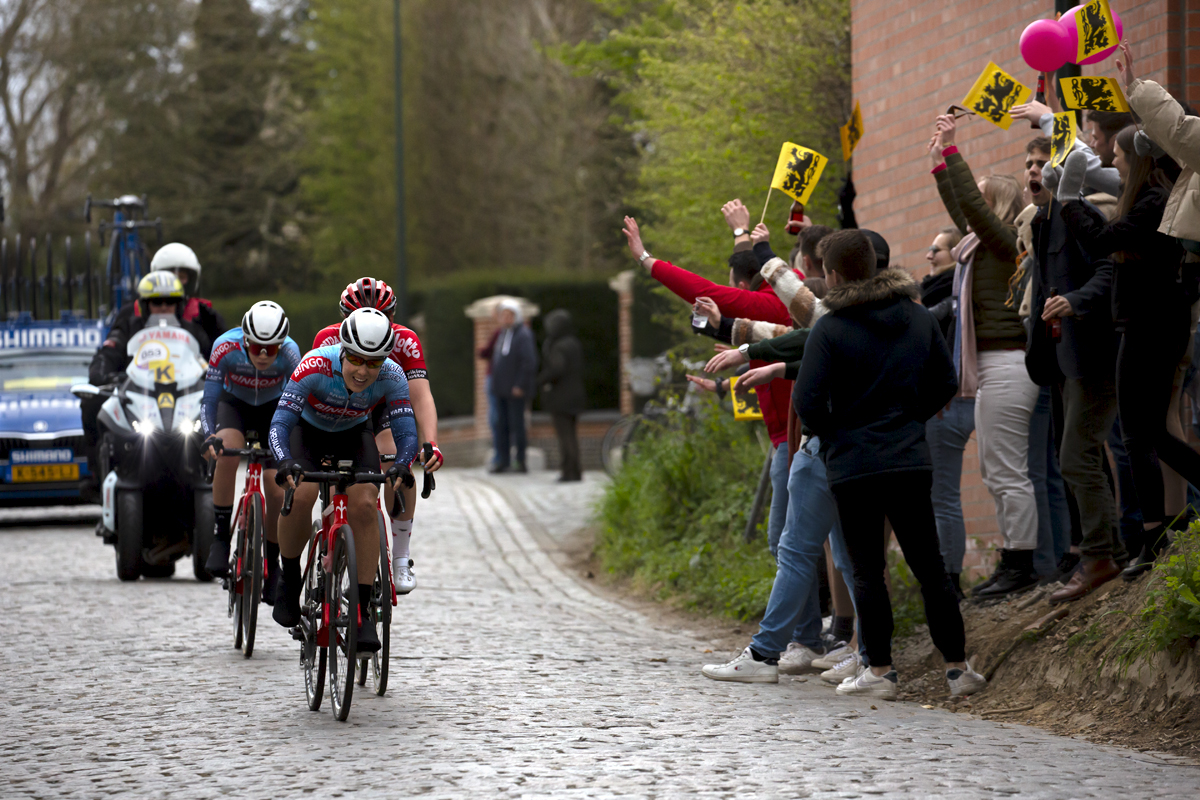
[246,342,279,358]
[344,352,386,369]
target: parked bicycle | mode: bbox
[217,435,274,659]
[84,194,162,316]
[601,355,709,476]
[281,460,400,722]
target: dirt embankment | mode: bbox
[893,575,1200,759]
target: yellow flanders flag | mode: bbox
[962,62,1031,130]
[728,376,763,421]
[771,143,828,206]
[1050,112,1078,169]
[840,101,864,161]
[1059,76,1131,113]
[1075,0,1119,64]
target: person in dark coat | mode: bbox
[796,229,985,700]
[489,299,538,473]
[538,309,586,482]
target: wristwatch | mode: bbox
[738,343,750,359]
[638,250,653,264]
[733,227,750,238]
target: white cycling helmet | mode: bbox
[339,307,395,359]
[242,301,290,346]
[150,243,202,291]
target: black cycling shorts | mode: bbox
[289,419,380,474]
[216,395,279,444]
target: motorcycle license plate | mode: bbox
[12,463,79,482]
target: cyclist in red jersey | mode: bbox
[313,277,441,594]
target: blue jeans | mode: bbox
[926,397,975,575]
[1029,386,1071,575]
[751,438,856,660]
[767,444,790,558]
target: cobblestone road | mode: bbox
[4,469,1200,799]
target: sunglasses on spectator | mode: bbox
[246,342,279,358]
[945,104,976,120]
[344,353,385,369]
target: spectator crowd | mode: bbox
[620,42,1200,700]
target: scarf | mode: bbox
[951,233,982,398]
[500,326,515,356]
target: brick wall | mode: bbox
[851,1,1185,576]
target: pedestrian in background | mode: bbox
[489,299,538,474]
[539,308,586,482]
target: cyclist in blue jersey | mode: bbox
[269,307,418,653]
[201,302,302,593]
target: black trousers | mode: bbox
[493,395,527,467]
[1118,305,1200,524]
[552,413,581,480]
[831,470,966,667]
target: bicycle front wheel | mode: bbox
[327,526,358,722]
[601,416,640,476]
[241,494,264,658]
[229,504,245,651]
[371,520,392,696]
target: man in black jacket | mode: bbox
[1027,151,1127,604]
[489,299,538,473]
[538,309,586,482]
[797,230,985,700]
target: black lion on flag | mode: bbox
[780,147,819,199]
[973,71,1021,124]
[1079,3,1113,56]
[1070,77,1121,112]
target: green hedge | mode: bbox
[209,270,682,417]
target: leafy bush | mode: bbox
[596,398,776,620]
[1112,525,1200,671]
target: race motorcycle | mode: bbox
[73,315,214,581]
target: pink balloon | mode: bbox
[1061,4,1125,66]
[1020,18,1073,72]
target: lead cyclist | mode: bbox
[312,277,442,595]
[269,307,419,653]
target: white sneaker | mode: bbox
[778,642,825,675]
[947,664,987,697]
[819,651,861,684]
[701,647,778,683]
[835,668,898,699]
[393,558,417,594]
[810,642,853,670]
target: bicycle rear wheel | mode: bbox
[327,526,358,721]
[302,537,325,712]
[241,494,264,658]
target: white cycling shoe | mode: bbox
[393,558,417,594]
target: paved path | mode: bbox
[3,468,1199,799]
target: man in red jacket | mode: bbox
[622,214,798,552]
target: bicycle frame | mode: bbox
[227,448,268,598]
[84,194,161,316]
[308,482,357,649]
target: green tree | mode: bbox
[565,0,851,286]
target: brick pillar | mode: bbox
[609,270,634,416]
[464,295,541,442]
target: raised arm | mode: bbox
[938,116,1019,261]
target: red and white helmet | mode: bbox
[339,277,396,318]
[339,308,396,359]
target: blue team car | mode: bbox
[0,316,104,500]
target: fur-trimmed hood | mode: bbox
[822,268,920,313]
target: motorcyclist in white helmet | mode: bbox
[148,243,226,344]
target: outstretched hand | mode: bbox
[751,223,769,245]
[1115,42,1135,90]
[622,216,649,267]
[704,347,748,374]
[1010,99,1052,124]
[685,374,720,394]
[721,199,751,232]
[736,362,786,390]
[935,114,958,146]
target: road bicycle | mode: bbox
[84,194,162,317]
[281,461,399,722]
[218,435,274,659]
[355,444,437,696]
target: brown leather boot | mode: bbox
[1048,557,1121,604]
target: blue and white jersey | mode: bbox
[268,345,418,465]
[201,329,302,436]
